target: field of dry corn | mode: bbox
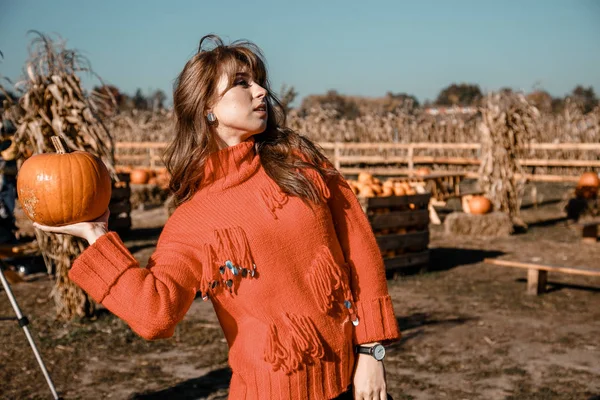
[111,99,600,177]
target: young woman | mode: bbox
[34,35,400,400]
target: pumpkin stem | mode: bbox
[51,136,68,154]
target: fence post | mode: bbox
[334,142,341,170]
[149,148,155,169]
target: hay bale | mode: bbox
[444,211,513,237]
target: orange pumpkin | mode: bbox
[17,151,111,226]
[358,172,373,184]
[416,167,431,176]
[577,172,599,189]
[359,186,376,198]
[381,186,394,197]
[393,186,406,196]
[130,169,150,184]
[468,196,492,215]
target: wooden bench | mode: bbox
[484,258,600,295]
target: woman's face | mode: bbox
[210,71,268,147]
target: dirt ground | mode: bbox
[1,183,599,400]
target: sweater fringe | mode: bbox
[306,246,352,315]
[198,244,219,299]
[258,178,288,219]
[264,313,324,375]
[197,227,258,300]
[304,168,331,201]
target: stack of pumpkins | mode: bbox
[117,167,171,190]
[347,172,423,198]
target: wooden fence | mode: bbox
[115,141,600,182]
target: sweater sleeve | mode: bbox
[68,225,204,341]
[326,172,401,345]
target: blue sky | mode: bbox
[1,0,599,106]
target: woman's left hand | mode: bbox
[353,353,387,400]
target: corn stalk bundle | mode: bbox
[7,32,117,319]
[478,92,540,228]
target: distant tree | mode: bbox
[278,84,298,113]
[551,97,564,114]
[299,90,361,119]
[569,85,598,113]
[526,90,553,113]
[133,88,148,110]
[149,89,167,111]
[385,92,420,108]
[435,83,482,106]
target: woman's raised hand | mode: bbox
[33,208,110,245]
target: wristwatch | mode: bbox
[355,343,386,361]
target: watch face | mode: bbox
[373,345,386,361]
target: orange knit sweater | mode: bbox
[69,137,401,399]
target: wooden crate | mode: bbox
[109,173,132,233]
[359,193,431,272]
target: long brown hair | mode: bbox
[164,34,337,206]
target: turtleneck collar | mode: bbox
[201,136,261,191]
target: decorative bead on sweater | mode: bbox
[69,136,401,400]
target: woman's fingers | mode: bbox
[32,222,66,233]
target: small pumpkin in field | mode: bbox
[577,172,599,189]
[468,196,492,215]
[17,139,111,226]
[130,168,150,184]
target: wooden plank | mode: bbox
[367,193,431,209]
[339,155,600,168]
[376,231,429,251]
[521,159,600,168]
[384,250,430,270]
[339,155,410,164]
[116,142,168,149]
[115,155,163,162]
[528,143,600,151]
[370,210,429,230]
[339,155,481,165]
[484,258,600,277]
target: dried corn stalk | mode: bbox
[478,93,539,228]
[8,32,117,319]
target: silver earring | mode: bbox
[207,112,217,123]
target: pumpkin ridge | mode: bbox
[43,154,55,225]
[70,154,78,224]
[80,153,93,222]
